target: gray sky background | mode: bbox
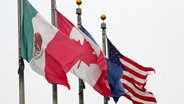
[1,0,184,104]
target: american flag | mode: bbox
[107,38,157,104]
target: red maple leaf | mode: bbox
[78,39,97,67]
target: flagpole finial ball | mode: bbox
[101,14,106,20]
[76,0,82,5]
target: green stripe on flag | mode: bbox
[21,0,38,62]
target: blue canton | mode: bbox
[107,38,125,70]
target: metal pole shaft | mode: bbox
[18,0,25,104]
[51,0,57,26]
[102,29,107,55]
[51,0,58,104]
[18,58,25,104]
[101,22,109,104]
[76,7,85,104]
[76,8,82,30]
[52,84,58,104]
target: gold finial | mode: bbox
[76,0,82,5]
[101,14,106,20]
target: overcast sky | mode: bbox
[1,0,184,104]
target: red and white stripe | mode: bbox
[120,56,157,104]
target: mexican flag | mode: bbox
[21,0,83,89]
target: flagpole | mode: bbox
[101,14,109,104]
[17,0,25,104]
[76,0,85,104]
[51,0,58,104]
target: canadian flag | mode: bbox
[57,11,110,97]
